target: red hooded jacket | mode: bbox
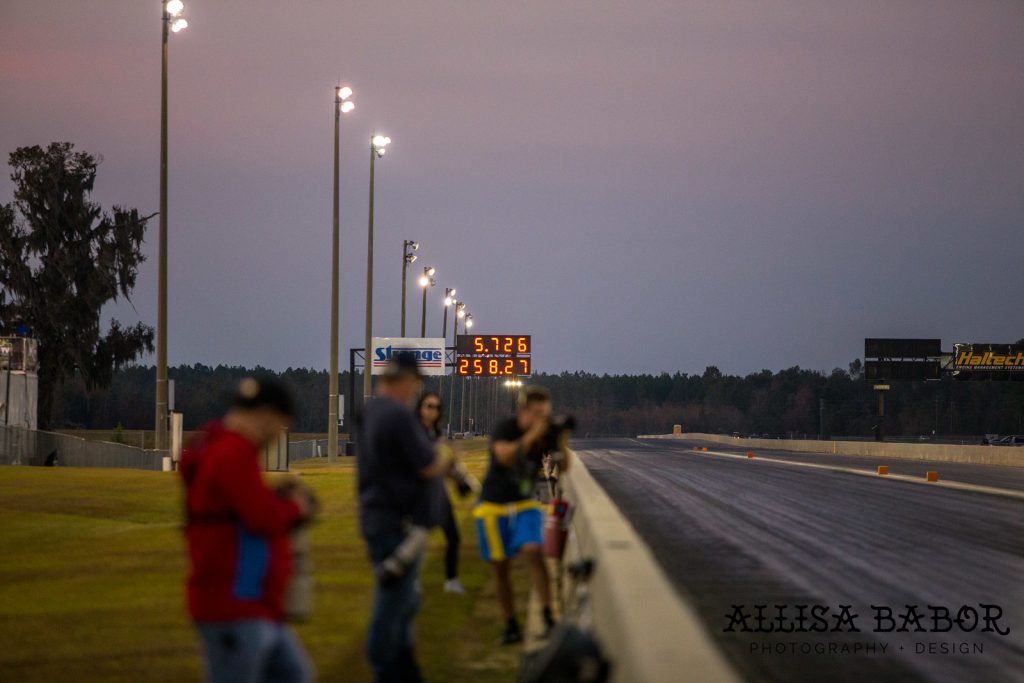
[181,421,302,622]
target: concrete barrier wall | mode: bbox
[561,454,739,683]
[640,433,1024,467]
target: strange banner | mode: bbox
[370,337,447,376]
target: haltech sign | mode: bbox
[952,344,1024,373]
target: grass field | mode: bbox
[0,445,523,682]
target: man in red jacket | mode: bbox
[181,377,314,683]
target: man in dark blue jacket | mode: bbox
[356,354,445,683]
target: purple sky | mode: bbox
[2,1,1022,375]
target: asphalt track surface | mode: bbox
[574,438,1024,683]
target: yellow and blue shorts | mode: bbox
[473,500,546,562]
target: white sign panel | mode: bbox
[370,337,446,376]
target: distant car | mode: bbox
[1006,435,1024,447]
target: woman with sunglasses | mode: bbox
[415,391,476,593]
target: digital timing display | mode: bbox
[456,335,531,355]
[455,335,532,376]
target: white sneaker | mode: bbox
[443,578,467,594]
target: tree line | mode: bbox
[51,360,1024,438]
[6,143,1022,439]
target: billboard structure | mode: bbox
[864,338,1024,382]
[369,337,446,376]
[948,343,1024,382]
[863,338,941,382]
[862,337,1024,441]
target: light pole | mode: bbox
[446,301,466,436]
[327,85,354,464]
[400,240,418,336]
[418,266,436,337]
[438,288,456,402]
[441,288,456,342]
[505,378,522,416]
[468,375,475,434]
[363,134,391,401]
[155,0,188,452]
[460,313,473,432]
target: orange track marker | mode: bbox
[926,471,939,482]
[701,447,708,452]
[746,451,754,459]
[877,466,889,475]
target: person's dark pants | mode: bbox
[439,495,460,580]
[365,532,423,683]
[195,619,314,683]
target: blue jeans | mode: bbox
[196,619,314,683]
[365,533,424,683]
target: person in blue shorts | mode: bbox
[475,385,572,645]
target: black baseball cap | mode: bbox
[232,376,295,417]
[381,352,423,379]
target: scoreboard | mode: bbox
[455,335,531,376]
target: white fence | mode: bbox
[287,438,331,463]
[0,425,165,469]
[1,425,338,472]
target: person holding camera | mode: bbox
[356,354,447,683]
[181,377,316,683]
[475,385,572,645]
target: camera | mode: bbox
[542,415,577,453]
[274,477,319,524]
[450,460,481,497]
[377,525,430,587]
[273,478,319,622]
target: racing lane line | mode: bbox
[692,448,1024,501]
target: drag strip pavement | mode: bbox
[574,438,1024,683]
